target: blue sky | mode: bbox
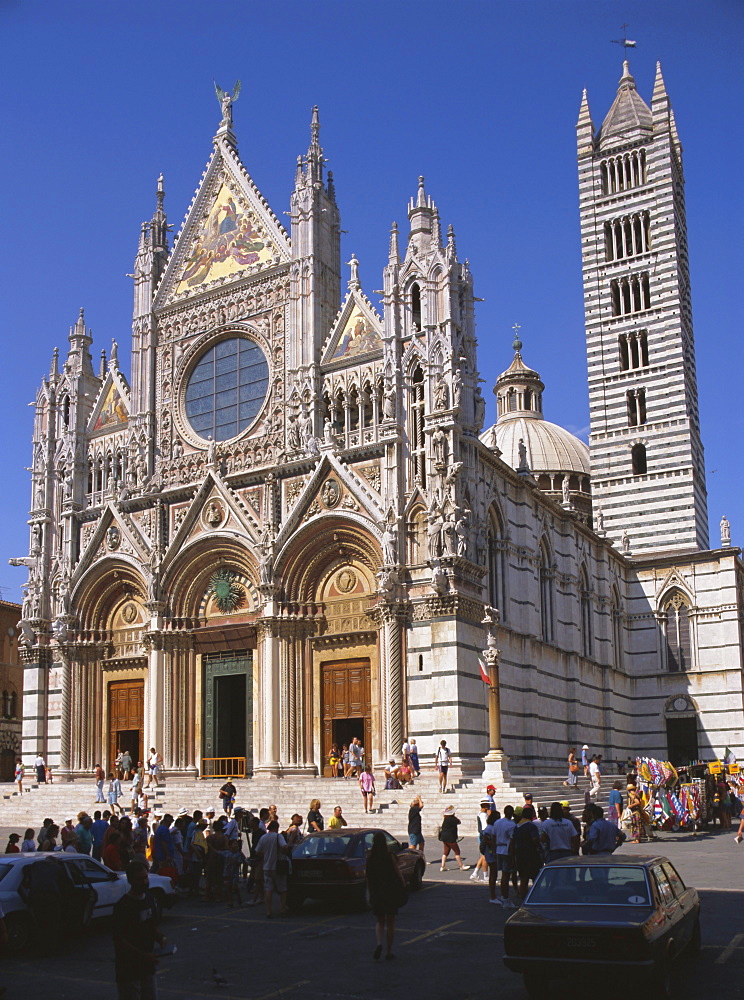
[0,1,741,601]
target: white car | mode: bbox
[0,853,176,952]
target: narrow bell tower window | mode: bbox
[631,443,647,475]
[410,366,426,488]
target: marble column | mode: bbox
[254,619,281,775]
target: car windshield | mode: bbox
[527,865,651,906]
[292,835,354,858]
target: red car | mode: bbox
[288,828,425,910]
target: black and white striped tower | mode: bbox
[577,62,709,554]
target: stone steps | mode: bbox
[0,773,592,836]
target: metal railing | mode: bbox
[200,757,247,779]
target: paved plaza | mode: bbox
[1,830,743,999]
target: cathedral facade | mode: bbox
[14,64,744,781]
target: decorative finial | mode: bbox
[214,80,241,129]
[99,349,107,379]
[110,339,119,370]
[389,221,399,263]
[50,346,59,378]
[310,105,320,147]
[417,175,426,208]
[156,173,165,211]
[511,323,522,355]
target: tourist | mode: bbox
[256,819,289,918]
[14,757,23,795]
[36,818,53,849]
[367,830,407,960]
[119,748,132,780]
[608,781,624,826]
[410,738,420,777]
[90,810,108,861]
[144,747,162,788]
[384,760,400,790]
[94,762,106,803]
[510,805,543,900]
[307,799,324,832]
[5,834,20,854]
[328,805,347,829]
[564,746,579,787]
[584,804,626,854]
[205,819,229,902]
[471,799,493,883]
[284,813,304,849]
[349,737,363,778]
[223,838,245,908]
[112,860,166,999]
[408,795,425,859]
[34,752,46,784]
[152,814,175,875]
[540,801,580,862]
[399,758,414,785]
[341,744,351,779]
[589,754,602,799]
[581,744,590,777]
[438,805,471,872]
[107,771,123,815]
[436,740,452,793]
[75,813,93,856]
[103,829,125,870]
[561,800,581,837]
[493,804,518,907]
[328,743,341,777]
[61,817,78,852]
[219,777,237,816]
[21,828,35,853]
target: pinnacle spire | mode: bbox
[417,175,427,208]
[50,346,59,378]
[150,173,168,253]
[305,105,324,184]
[388,222,399,264]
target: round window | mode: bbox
[184,336,269,442]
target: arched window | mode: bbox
[9,692,17,718]
[539,540,554,643]
[487,506,507,621]
[409,366,426,487]
[1,691,9,718]
[631,443,647,475]
[580,566,592,658]
[664,591,692,673]
[411,282,422,331]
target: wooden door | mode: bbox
[108,680,144,772]
[321,659,372,771]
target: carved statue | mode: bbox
[517,438,528,471]
[287,416,302,452]
[720,515,731,546]
[427,505,443,560]
[323,418,334,445]
[432,427,447,466]
[259,546,273,585]
[562,477,571,505]
[455,509,470,558]
[595,506,605,533]
[474,388,485,430]
[207,436,217,469]
[433,372,448,411]
[214,79,241,128]
[621,529,630,554]
[206,501,223,526]
[380,521,398,565]
[452,368,462,407]
[51,617,69,642]
[376,566,397,597]
[431,559,447,595]
[18,621,35,648]
[31,523,42,554]
[172,438,183,460]
[300,411,313,449]
[444,461,463,488]
[383,381,396,421]
[442,516,457,557]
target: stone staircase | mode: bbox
[0,771,594,837]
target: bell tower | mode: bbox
[577,62,708,554]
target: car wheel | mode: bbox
[409,861,425,892]
[4,912,32,953]
[689,917,701,955]
[287,891,305,913]
[523,974,547,1000]
[150,889,164,921]
[653,948,675,998]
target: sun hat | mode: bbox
[560,800,570,808]
[177,806,189,816]
[582,744,589,750]
[480,798,492,806]
[206,806,215,814]
[443,805,456,816]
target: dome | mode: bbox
[482,416,590,477]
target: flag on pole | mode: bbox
[478,657,491,685]
[724,747,737,765]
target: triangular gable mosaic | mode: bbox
[88,371,130,435]
[322,292,382,366]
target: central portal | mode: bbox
[108,679,144,774]
[203,651,253,776]
[321,658,372,774]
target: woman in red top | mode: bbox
[5,834,20,853]
[103,830,124,871]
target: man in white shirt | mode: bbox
[256,820,289,918]
[34,754,46,784]
[589,755,602,799]
[436,740,452,793]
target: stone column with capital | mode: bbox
[372,603,406,763]
[480,607,519,796]
[254,619,282,776]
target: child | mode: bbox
[5,833,20,854]
[107,771,123,815]
[21,828,36,853]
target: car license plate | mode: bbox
[565,935,593,950]
[299,871,322,880]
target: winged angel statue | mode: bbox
[214,80,242,128]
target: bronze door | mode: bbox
[321,658,372,772]
[108,680,144,773]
